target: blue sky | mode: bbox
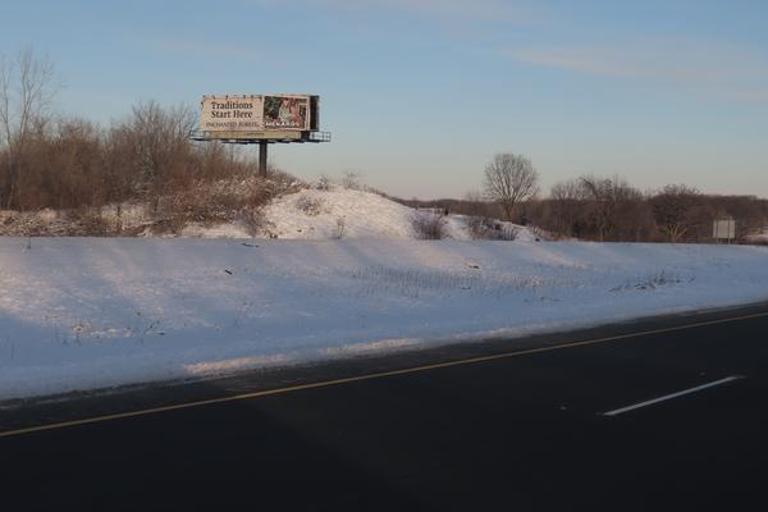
[1,0,766,198]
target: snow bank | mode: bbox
[263,187,419,239]
[184,186,535,241]
[1,238,767,401]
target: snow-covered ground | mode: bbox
[746,227,768,244]
[1,237,767,401]
[264,187,420,239]
[184,186,537,241]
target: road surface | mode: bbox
[2,303,768,510]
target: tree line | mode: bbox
[531,178,767,243]
[401,153,767,243]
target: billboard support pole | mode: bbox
[259,141,268,177]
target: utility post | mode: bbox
[259,140,268,177]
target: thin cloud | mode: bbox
[511,47,706,80]
[152,38,261,62]
[728,88,768,103]
[507,39,768,102]
[256,0,543,23]
[349,0,533,21]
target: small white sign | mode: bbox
[713,219,736,240]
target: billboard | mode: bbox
[199,95,314,134]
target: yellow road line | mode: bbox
[2,309,767,439]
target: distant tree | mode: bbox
[462,190,495,219]
[548,178,585,237]
[0,47,59,209]
[649,184,701,242]
[578,175,643,241]
[483,153,539,221]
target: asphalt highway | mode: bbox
[2,304,768,511]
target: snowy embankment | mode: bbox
[1,238,767,401]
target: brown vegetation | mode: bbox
[412,210,446,240]
[0,49,304,237]
[396,177,767,244]
[530,177,768,243]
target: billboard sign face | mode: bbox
[200,95,312,134]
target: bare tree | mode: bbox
[124,100,196,212]
[649,184,701,242]
[579,175,643,241]
[0,47,58,208]
[548,178,585,238]
[483,153,539,221]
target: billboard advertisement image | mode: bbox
[199,95,313,134]
[263,96,309,130]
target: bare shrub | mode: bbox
[162,183,238,226]
[341,171,362,190]
[146,217,186,236]
[467,216,518,241]
[240,207,272,238]
[499,225,519,241]
[0,211,46,236]
[152,174,292,234]
[412,210,445,240]
[0,207,115,237]
[334,217,345,239]
[527,225,549,241]
[295,195,324,216]
[64,208,111,236]
[466,215,492,240]
[315,175,332,191]
[266,168,305,196]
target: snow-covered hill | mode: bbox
[264,187,420,239]
[183,186,536,241]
